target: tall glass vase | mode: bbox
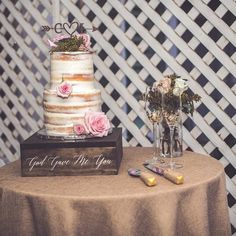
[160,91,183,159]
[143,86,163,164]
[144,111,162,164]
[159,114,183,158]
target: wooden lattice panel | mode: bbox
[0,0,236,233]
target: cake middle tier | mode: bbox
[43,89,101,113]
[44,88,101,102]
[49,74,96,92]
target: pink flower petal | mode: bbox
[47,39,57,47]
[56,82,72,98]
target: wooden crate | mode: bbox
[20,128,123,176]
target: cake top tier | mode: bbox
[48,34,92,53]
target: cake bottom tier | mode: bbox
[44,112,85,125]
[44,123,76,136]
[44,112,88,136]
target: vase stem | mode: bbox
[153,122,158,161]
[169,126,174,169]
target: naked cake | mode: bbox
[43,34,107,137]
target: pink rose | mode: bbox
[79,34,91,48]
[85,111,111,137]
[56,81,72,98]
[153,77,171,94]
[74,124,88,136]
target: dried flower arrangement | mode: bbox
[140,74,201,116]
[48,34,91,53]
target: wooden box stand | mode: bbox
[20,128,123,177]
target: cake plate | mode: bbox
[37,128,113,141]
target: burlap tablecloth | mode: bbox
[0,147,231,236]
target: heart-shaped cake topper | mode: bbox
[42,21,97,34]
[63,22,79,36]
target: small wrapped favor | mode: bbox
[140,172,157,187]
[143,164,184,185]
[128,168,157,187]
[163,169,184,185]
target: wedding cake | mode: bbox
[20,24,122,177]
[43,34,110,137]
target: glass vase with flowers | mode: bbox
[140,74,201,166]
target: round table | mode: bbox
[0,148,231,236]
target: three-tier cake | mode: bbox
[43,51,102,136]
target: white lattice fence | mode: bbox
[0,0,236,233]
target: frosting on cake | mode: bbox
[43,51,102,136]
[51,52,93,75]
